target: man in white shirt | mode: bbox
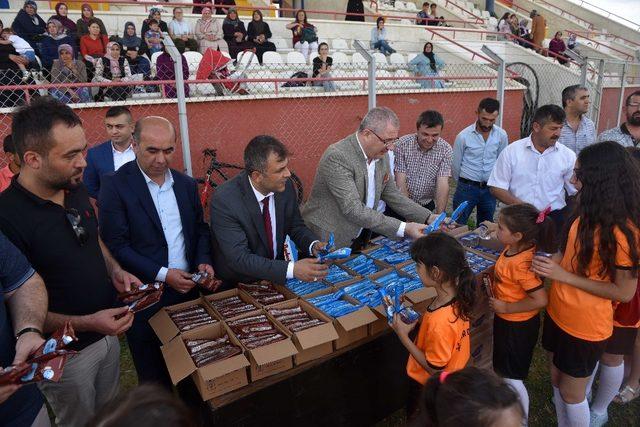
[83,106,136,199]
[488,104,577,229]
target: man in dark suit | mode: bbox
[83,106,135,199]
[98,116,213,387]
[210,135,328,287]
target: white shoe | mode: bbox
[589,411,608,427]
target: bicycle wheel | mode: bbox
[289,173,304,205]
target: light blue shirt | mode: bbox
[370,27,388,45]
[452,123,509,182]
[138,164,188,282]
[558,115,596,154]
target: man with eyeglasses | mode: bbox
[303,107,438,250]
[597,90,640,148]
[0,98,140,427]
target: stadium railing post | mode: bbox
[616,62,628,127]
[592,59,606,129]
[481,45,505,128]
[353,40,376,109]
[163,33,193,177]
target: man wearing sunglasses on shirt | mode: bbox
[0,98,140,427]
[303,107,439,250]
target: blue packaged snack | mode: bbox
[319,247,352,263]
[307,289,345,306]
[343,254,369,269]
[424,212,446,234]
[449,200,470,224]
[286,278,327,296]
[324,264,353,284]
[284,235,299,262]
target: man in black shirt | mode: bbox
[0,98,140,427]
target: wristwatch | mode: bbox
[15,327,43,340]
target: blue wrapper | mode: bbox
[286,278,327,296]
[319,247,352,263]
[424,212,446,234]
[450,201,470,224]
[324,265,353,284]
[307,289,345,306]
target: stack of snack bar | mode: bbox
[168,305,218,331]
[227,314,286,349]
[238,281,286,305]
[209,296,259,319]
[184,335,242,367]
[267,305,326,332]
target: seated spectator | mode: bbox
[518,18,533,48]
[93,41,134,101]
[125,46,151,80]
[0,27,35,76]
[76,3,107,38]
[80,19,109,76]
[247,10,276,64]
[50,43,91,103]
[312,42,336,92]
[144,19,163,55]
[497,12,511,39]
[0,33,25,107]
[11,0,46,51]
[40,19,74,70]
[215,0,236,16]
[509,13,519,36]
[370,16,395,56]
[222,8,252,59]
[549,31,568,66]
[168,7,198,54]
[195,7,228,54]
[286,9,318,62]
[428,3,445,26]
[50,2,76,39]
[119,22,143,54]
[141,8,169,39]
[409,42,445,89]
[416,2,431,25]
[0,135,19,192]
[346,0,364,22]
[156,43,189,98]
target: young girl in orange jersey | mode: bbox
[532,141,640,427]
[488,203,555,421]
[391,233,476,419]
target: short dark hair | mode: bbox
[626,90,640,106]
[416,110,444,130]
[376,16,385,26]
[478,98,500,114]
[88,18,101,28]
[422,2,429,6]
[148,19,159,26]
[561,84,588,108]
[105,106,132,121]
[244,135,289,174]
[3,134,15,154]
[532,104,565,126]
[11,97,82,158]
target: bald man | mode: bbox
[98,117,213,388]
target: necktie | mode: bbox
[262,196,274,259]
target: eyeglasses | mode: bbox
[627,102,640,109]
[367,128,397,147]
[65,208,88,246]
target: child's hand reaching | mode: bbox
[391,313,418,338]
[489,297,507,314]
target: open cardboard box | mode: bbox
[160,322,250,400]
[334,274,390,336]
[149,297,220,345]
[457,227,504,260]
[236,282,298,308]
[266,299,339,365]
[226,309,298,381]
[368,268,437,306]
[203,288,260,321]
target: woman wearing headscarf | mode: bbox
[11,0,46,50]
[93,41,133,101]
[409,42,445,89]
[155,42,189,98]
[195,7,227,54]
[50,3,76,39]
[247,9,275,64]
[40,19,74,70]
[76,3,107,38]
[141,8,169,39]
[50,43,92,103]
[119,21,143,53]
[222,8,252,59]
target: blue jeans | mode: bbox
[373,40,395,55]
[452,179,497,225]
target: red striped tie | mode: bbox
[262,197,274,259]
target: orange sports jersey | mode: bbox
[494,246,544,322]
[548,219,638,342]
[406,300,470,385]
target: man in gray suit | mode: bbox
[303,107,436,249]
[210,135,328,288]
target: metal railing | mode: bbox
[530,0,595,29]
[567,0,640,31]
[564,29,635,61]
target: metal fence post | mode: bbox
[481,45,504,128]
[163,34,193,177]
[616,62,628,127]
[354,40,376,110]
[565,50,588,87]
[592,59,605,130]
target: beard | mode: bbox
[477,121,493,132]
[44,168,84,191]
[627,113,640,126]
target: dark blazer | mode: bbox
[83,140,115,199]
[210,171,317,286]
[98,161,212,315]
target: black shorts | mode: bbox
[493,314,540,380]
[542,313,608,378]
[606,326,639,355]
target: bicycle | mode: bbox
[198,148,304,207]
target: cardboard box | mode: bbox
[235,282,297,308]
[203,288,260,320]
[334,252,386,277]
[266,299,339,365]
[160,322,250,400]
[442,224,470,236]
[149,297,220,345]
[226,310,298,381]
[457,230,504,260]
[369,268,437,306]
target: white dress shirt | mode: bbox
[138,164,189,282]
[356,134,406,237]
[487,136,577,211]
[112,142,136,171]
